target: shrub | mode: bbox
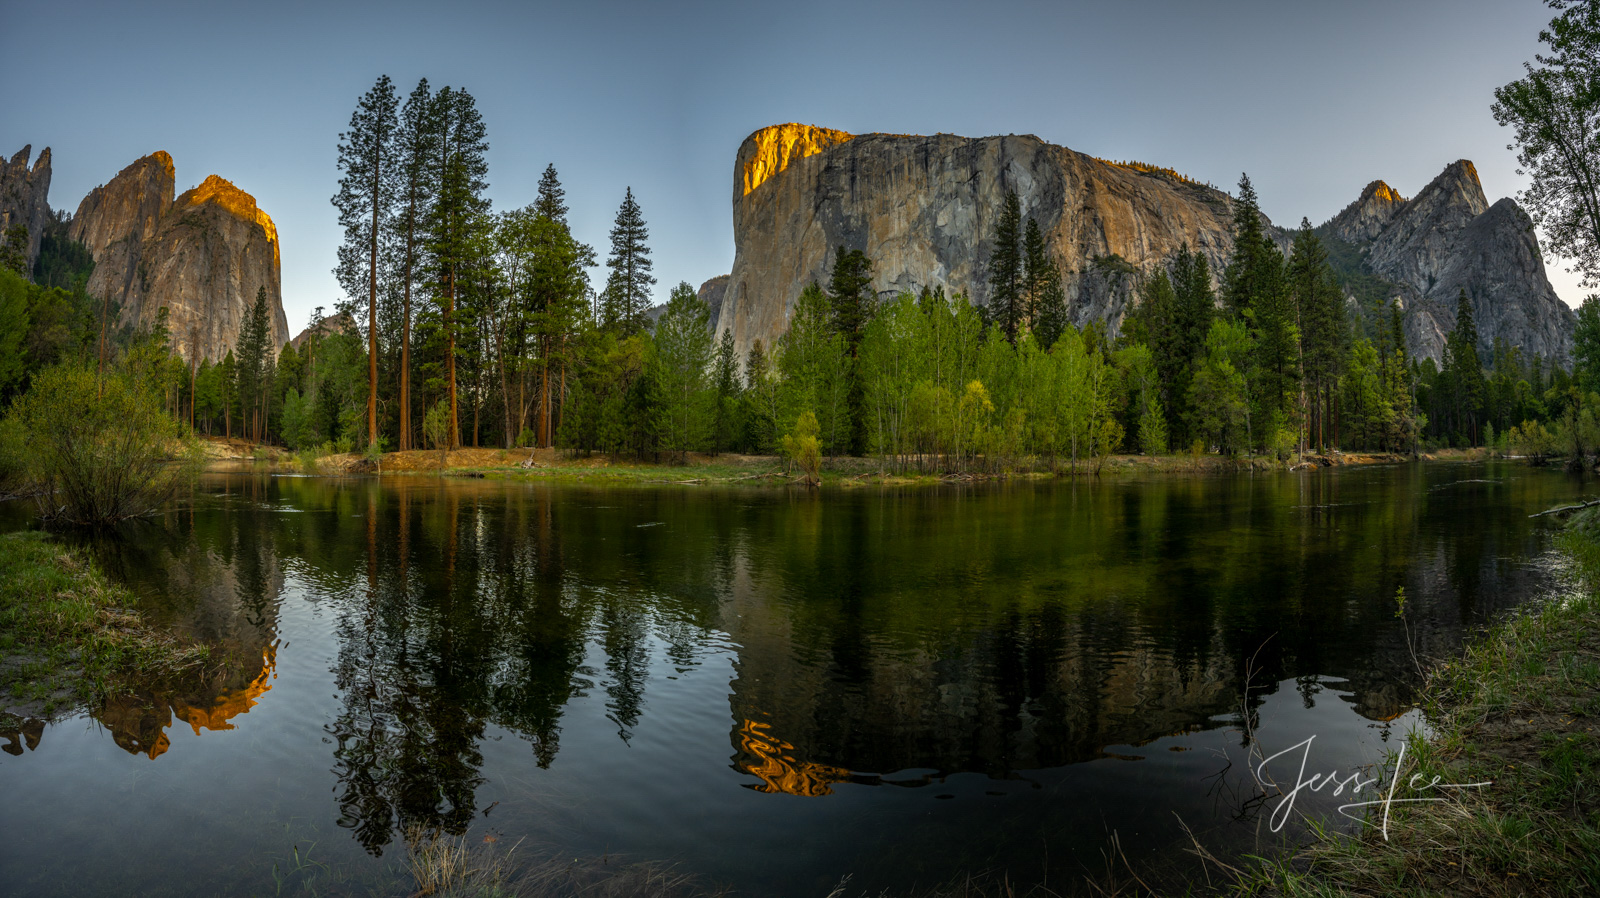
[2,364,202,526]
[780,411,822,485]
[423,401,451,473]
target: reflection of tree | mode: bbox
[328,485,488,854]
[600,596,650,742]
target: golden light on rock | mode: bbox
[178,174,281,267]
[740,124,855,196]
[734,718,851,797]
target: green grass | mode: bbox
[1229,518,1600,897]
[0,530,213,717]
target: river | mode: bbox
[0,462,1584,896]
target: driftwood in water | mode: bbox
[1530,498,1600,518]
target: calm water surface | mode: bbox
[0,463,1585,896]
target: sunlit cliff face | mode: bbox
[739,124,855,197]
[1369,181,1404,205]
[177,174,280,267]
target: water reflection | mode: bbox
[0,463,1580,890]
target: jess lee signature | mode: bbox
[1256,736,1491,839]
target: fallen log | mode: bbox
[1530,497,1600,518]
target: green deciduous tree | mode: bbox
[778,283,852,455]
[1493,0,1600,286]
[651,282,714,459]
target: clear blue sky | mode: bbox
[4,0,1584,333]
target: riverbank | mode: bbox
[0,531,214,722]
[202,438,1483,485]
[1232,515,1600,897]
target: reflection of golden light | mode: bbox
[172,645,276,735]
[98,645,277,760]
[735,719,850,797]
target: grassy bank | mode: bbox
[0,531,214,719]
[1231,517,1600,897]
[206,439,1471,486]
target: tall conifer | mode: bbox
[601,188,655,334]
[1222,174,1269,317]
[534,164,568,223]
[427,85,490,448]
[988,191,1024,342]
[391,78,440,450]
[1022,217,1051,332]
[333,74,399,449]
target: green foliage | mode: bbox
[1,364,201,526]
[827,246,875,345]
[986,190,1024,342]
[600,187,655,334]
[32,214,95,294]
[1188,318,1253,455]
[779,410,822,483]
[1493,0,1600,286]
[778,283,853,455]
[0,267,31,401]
[650,282,714,458]
[0,224,27,277]
[423,399,451,470]
[1576,296,1600,390]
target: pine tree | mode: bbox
[524,171,596,447]
[235,286,272,442]
[1159,244,1215,446]
[534,164,568,223]
[426,85,490,448]
[1222,174,1269,317]
[390,78,441,450]
[1288,220,1344,450]
[333,74,398,450]
[711,328,741,453]
[828,246,875,347]
[827,246,874,453]
[1445,287,1486,443]
[1022,217,1051,331]
[0,224,28,277]
[988,191,1024,342]
[601,188,655,334]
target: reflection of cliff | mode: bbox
[722,563,1236,778]
[56,487,289,760]
[96,646,278,760]
[734,719,851,796]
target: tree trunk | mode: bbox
[368,148,380,449]
[447,268,459,450]
[401,211,414,450]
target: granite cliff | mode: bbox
[70,155,287,361]
[1325,161,1574,363]
[69,152,175,312]
[0,145,53,271]
[718,125,1237,357]
[718,124,1575,365]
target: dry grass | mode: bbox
[403,826,706,898]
